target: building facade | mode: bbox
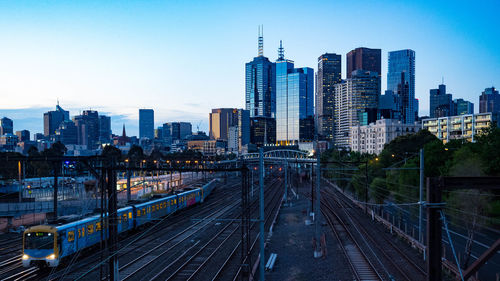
[209,108,238,141]
[43,104,69,138]
[250,117,276,147]
[387,49,416,123]
[429,84,454,118]
[15,130,30,142]
[73,110,99,149]
[479,87,500,114]
[346,47,381,78]
[99,115,111,143]
[334,70,380,148]
[454,99,474,115]
[275,44,314,145]
[350,119,421,154]
[0,117,13,135]
[422,113,498,143]
[315,53,341,141]
[139,109,154,139]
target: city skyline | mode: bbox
[1,0,499,136]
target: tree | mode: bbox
[370,177,390,204]
[475,125,500,175]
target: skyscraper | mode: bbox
[209,108,238,141]
[0,117,13,135]
[346,47,381,78]
[479,87,500,114]
[334,70,380,148]
[55,120,78,145]
[245,27,276,118]
[454,99,474,115]
[316,53,341,141]
[275,42,314,145]
[139,109,154,139]
[179,122,193,140]
[429,84,454,118]
[73,110,99,149]
[16,130,30,142]
[43,103,69,137]
[387,49,416,123]
[99,115,111,143]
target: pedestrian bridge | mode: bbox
[241,149,315,163]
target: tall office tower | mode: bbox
[429,84,454,118]
[16,130,30,142]
[275,42,314,145]
[43,103,69,137]
[55,120,78,145]
[162,123,172,144]
[316,53,342,141]
[98,115,111,143]
[179,122,193,140]
[209,108,238,141]
[454,99,474,115]
[479,87,500,113]
[139,109,154,139]
[155,127,163,139]
[73,110,100,149]
[0,117,13,135]
[237,109,250,150]
[346,47,381,78]
[387,49,416,123]
[245,27,276,118]
[334,70,380,148]
[250,117,276,147]
[379,90,401,119]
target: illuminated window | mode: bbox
[87,224,94,235]
[68,231,75,242]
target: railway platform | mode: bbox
[264,192,353,280]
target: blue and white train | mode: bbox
[22,179,217,268]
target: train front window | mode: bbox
[25,232,54,249]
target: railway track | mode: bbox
[0,177,239,281]
[118,175,283,281]
[323,185,427,281]
[46,177,244,281]
[321,196,383,280]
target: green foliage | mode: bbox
[370,177,390,204]
[475,125,500,175]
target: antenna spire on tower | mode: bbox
[278,40,285,61]
[258,25,264,57]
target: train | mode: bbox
[21,179,218,268]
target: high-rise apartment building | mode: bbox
[479,87,500,114]
[139,109,154,139]
[316,53,341,141]
[43,103,69,137]
[422,113,498,143]
[275,43,314,145]
[346,47,381,78]
[334,70,380,148]
[429,84,454,118]
[245,28,276,118]
[387,49,416,123]
[454,99,474,115]
[0,117,13,135]
[209,108,238,141]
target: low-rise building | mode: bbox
[350,119,421,154]
[422,112,498,143]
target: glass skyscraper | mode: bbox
[346,47,381,78]
[139,109,154,139]
[387,49,416,123]
[275,45,314,145]
[245,30,276,118]
[316,53,341,141]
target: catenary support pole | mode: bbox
[284,160,288,203]
[259,148,265,281]
[127,166,131,202]
[314,152,322,258]
[53,161,59,220]
[419,148,424,244]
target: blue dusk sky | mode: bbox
[0,0,499,136]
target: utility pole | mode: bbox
[53,161,59,220]
[419,148,424,244]
[107,161,119,281]
[364,161,368,214]
[310,163,314,217]
[284,160,288,203]
[126,162,131,202]
[314,152,322,258]
[259,148,265,281]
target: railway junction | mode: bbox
[0,149,499,281]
